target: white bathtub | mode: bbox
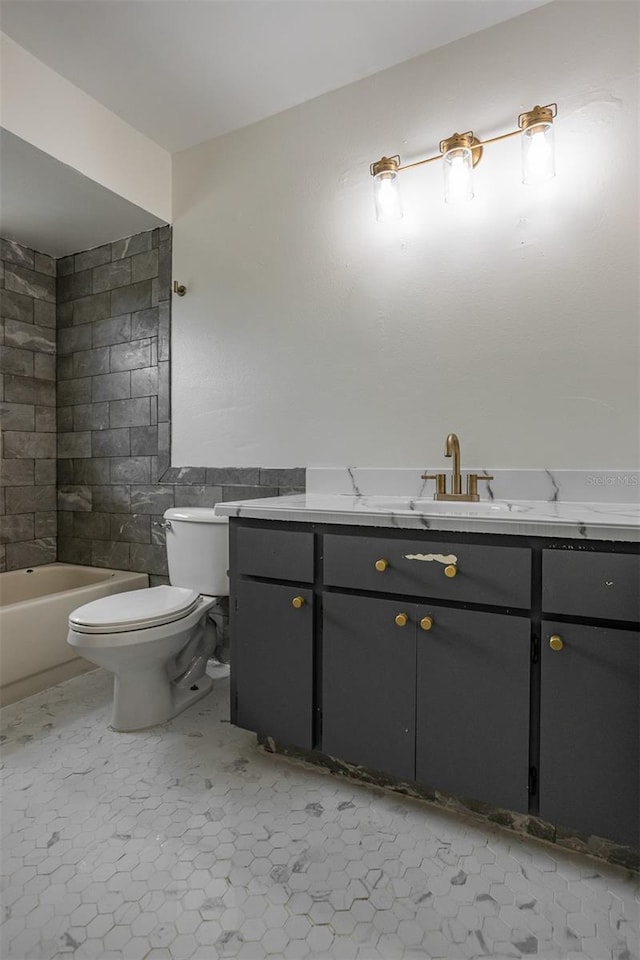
[0,563,148,705]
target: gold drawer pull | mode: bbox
[549,634,563,651]
[375,559,389,572]
[420,616,434,631]
[291,596,305,609]
[395,613,408,627]
[444,564,457,578]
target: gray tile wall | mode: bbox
[0,239,57,572]
[56,227,304,582]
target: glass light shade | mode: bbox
[522,121,555,185]
[373,171,403,222]
[443,147,473,203]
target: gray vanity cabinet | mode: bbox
[539,621,639,849]
[322,597,531,808]
[233,579,314,749]
[230,519,639,851]
[322,532,531,807]
[322,593,417,780]
[539,548,640,848]
[416,607,531,814]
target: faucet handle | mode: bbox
[466,473,494,499]
[421,472,447,496]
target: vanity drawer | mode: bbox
[324,535,531,608]
[236,527,314,583]
[542,550,640,622]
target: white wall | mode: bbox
[1,33,171,223]
[172,1,639,470]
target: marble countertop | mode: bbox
[215,493,640,542]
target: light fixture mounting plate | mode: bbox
[439,132,483,167]
[370,155,401,178]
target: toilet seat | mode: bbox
[69,585,201,634]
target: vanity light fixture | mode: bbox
[519,103,556,185]
[370,103,557,221]
[371,155,403,221]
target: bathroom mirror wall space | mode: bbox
[171,2,638,472]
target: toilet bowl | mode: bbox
[67,509,229,731]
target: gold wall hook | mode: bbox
[173,280,186,297]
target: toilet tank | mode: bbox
[163,508,229,596]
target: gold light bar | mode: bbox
[369,103,557,220]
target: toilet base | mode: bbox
[110,670,214,732]
[171,674,214,723]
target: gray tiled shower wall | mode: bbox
[0,240,57,572]
[0,226,304,579]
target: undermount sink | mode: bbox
[359,496,528,514]
[411,499,528,514]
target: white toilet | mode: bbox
[67,508,229,732]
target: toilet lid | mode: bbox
[69,586,201,633]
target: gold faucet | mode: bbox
[445,432,462,495]
[421,432,493,502]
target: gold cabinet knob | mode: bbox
[549,635,563,651]
[291,596,305,609]
[394,613,408,627]
[444,564,457,578]
[420,616,434,631]
[375,559,389,572]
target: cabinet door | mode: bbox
[540,621,639,848]
[416,606,530,813]
[233,579,313,748]
[322,593,416,781]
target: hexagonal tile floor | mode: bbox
[1,669,638,959]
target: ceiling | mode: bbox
[0,130,164,257]
[1,0,548,153]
